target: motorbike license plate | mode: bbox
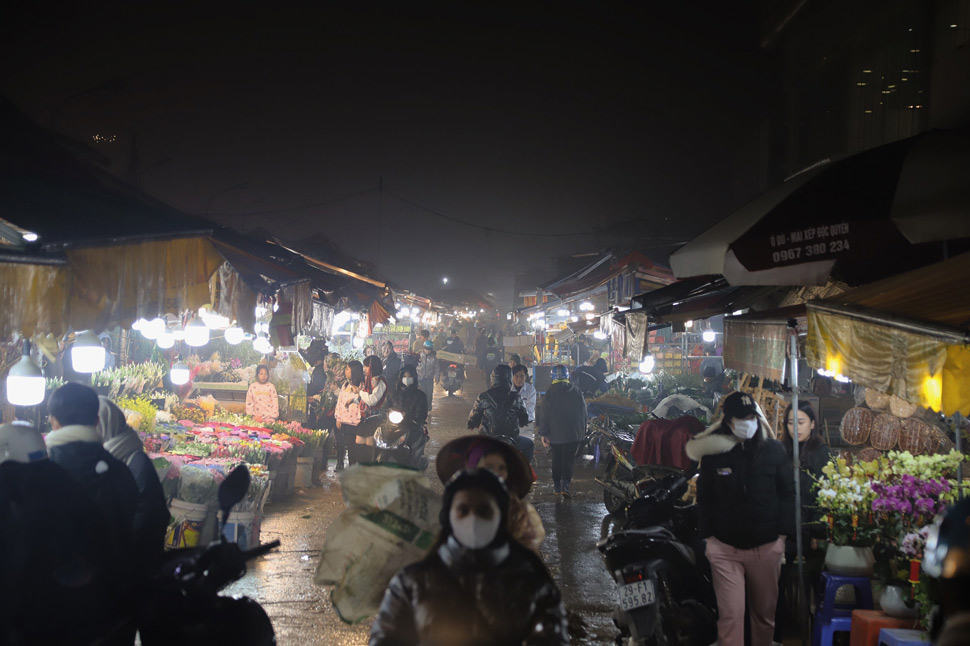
[619,579,656,611]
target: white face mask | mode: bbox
[450,513,501,550]
[402,376,414,386]
[731,418,759,440]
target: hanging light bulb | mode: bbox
[71,330,106,373]
[224,325,245,345]
[184,316,209,347]
[253,332,273,354]
[638,355,656,374]
[170,362,190,386]
[6,341,45,406]
[702,329,716,343]
[156,330,175,349]
[141,317,165,340]
[684,320,694,329]
[131,318,148,332]
[593,330,608,340]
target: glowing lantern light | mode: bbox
[71,330,106,373]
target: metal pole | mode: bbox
[790,327,808,646]
[956,412,964,500]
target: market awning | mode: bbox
[66,235,226,331]
[806,252,970,416]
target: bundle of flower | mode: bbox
[178,464,222,504]
[815,457,880,547]
[282,421,329,457]
[150,452,203,499]
[93,362,165,399]
[116,396,159,434]
[172,403,208,425]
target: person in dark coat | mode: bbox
[775,399,830,642]
[369,469,568,646]
[475,328,489,371]
[467,365,532,462]
[392,364,428,428]
[97,397,169,568]
[685,392,796,646]
[571,357,609,397]
[45,383,140,571]
[0,422,131,646]
[444,329,465,355]
[382,340,403,388]
[573,336,591,366]
[537,365,587,496]
[481,337,502,377]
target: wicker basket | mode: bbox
[856,447,883,463]
[841,408,874,446]
[889,395,919,419]
[864,389,891,411]
[870,413,903,451]
[898,418,934,455]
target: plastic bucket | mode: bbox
[165,499,215,549]
[222,510,260,550]
[266,470,277,503]
[295,457,314,488]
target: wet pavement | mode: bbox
[226,368,622,645]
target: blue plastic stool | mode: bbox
[878,628,931,645]
[813,573,874,646]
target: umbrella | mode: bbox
[670,129,970,286]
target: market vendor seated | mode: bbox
[246,365,279,423]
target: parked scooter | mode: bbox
[136,465,280,645]
[597,465,718,646]
[588,417,638,514]
[440,362,465,396]
[595,395,711,515]
[373,408,430,470]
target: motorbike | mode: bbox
[595,395,712,515]
[373,408,430,470]
[135,465,281,645]
[597,465,718,646]
[588,417,638,514]
[440,362,465,395]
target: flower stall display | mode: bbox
[92,362,165,398]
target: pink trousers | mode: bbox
[705,535,785,646]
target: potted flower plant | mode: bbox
[815,457,881,575]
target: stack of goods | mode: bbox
[840,389,955,461]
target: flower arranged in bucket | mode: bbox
[815,457,881,547]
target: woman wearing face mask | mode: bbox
[370,469,567,646]
[685,391,795,646]
[392,365,428,429]
[437,435,545,554]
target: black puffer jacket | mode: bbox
[0,460,130,645]
[393,366,429,427]
[537,381,587,444]
[687,427,796,549]
[467,375,529,439]
[370,536,568,646]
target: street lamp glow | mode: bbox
[442,277,449,284]
[22,231,39,242]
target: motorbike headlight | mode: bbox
[388,410,404,424]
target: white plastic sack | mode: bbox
[314,464,440,623]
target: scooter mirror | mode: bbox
[219,465,251,521]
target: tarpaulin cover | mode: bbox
[724,319,790,382]
[211,262,258,333]
[67,236,224,331]
[367,300,391,335]
[306,300,335,339]
[0,261,70,338]
[625,310,648,361]
[806,308,970,416]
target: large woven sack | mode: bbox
[870,413,902,451]
[898,418,935,455]
[889,395,919,419]
[864,389,891,411]
[841,408,873,446]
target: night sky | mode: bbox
[1,2,766,306]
